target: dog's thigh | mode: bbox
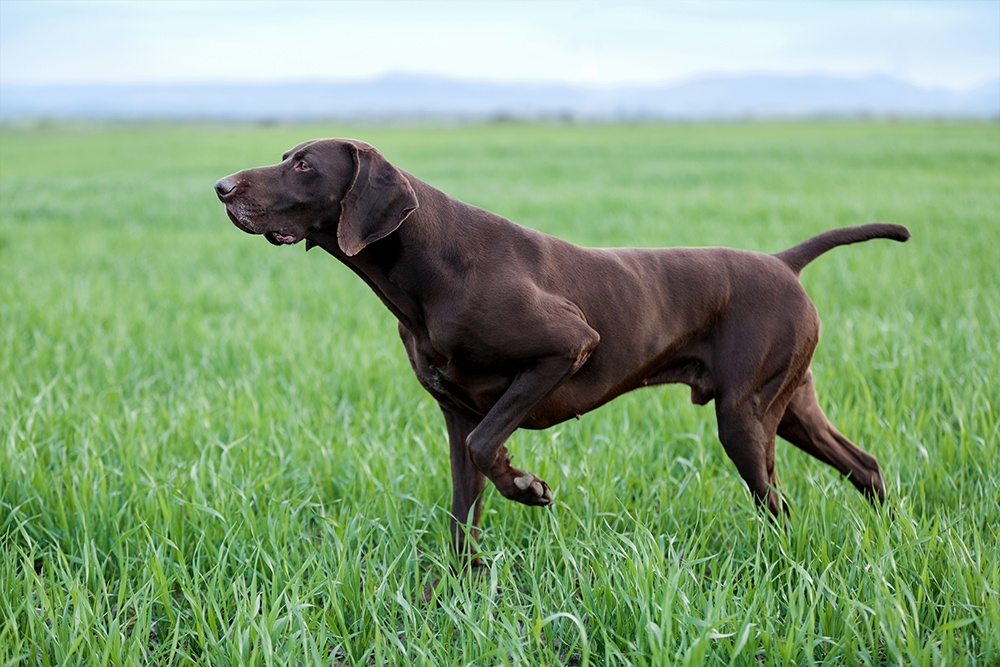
[715,398,786,516]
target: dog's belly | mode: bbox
[521,346,717,429]
[400,320,716,429]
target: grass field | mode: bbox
[1,120,998,666]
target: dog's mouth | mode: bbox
[225,206,301,245]
[264,231,301,245]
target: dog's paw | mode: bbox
[503,470,553,506]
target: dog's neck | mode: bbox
[305,182,447,333]
[308,178,518,336]
[305,228,420,331]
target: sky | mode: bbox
[1,0,998,92]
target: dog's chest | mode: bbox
[399,326,511,417]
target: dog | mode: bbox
[216,138,909,560]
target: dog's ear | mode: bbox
[337,142,418,257]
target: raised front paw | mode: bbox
[502,469,553,506]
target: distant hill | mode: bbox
[2,73,997,120]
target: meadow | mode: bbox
[1,120,998,666]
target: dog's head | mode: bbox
[214,138,418,255]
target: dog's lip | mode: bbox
[226,207,255,234]
[264,231,301,245]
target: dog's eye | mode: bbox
[294,160,312,172]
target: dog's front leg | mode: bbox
[442,406,487,565]
[466,321,600,506]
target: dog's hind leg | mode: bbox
[777,370,887,504]
[715,397,788,517]
[712,324,815,518]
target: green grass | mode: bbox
[1,120,998,666]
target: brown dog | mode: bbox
[215,138,908,559]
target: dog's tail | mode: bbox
[774,223,910,275]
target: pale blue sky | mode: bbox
[1,0,997,91]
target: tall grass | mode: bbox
[2,121,998,665]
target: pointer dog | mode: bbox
[215,139,908,559]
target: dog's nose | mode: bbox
[214,176,238,200]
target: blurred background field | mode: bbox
[1,120,998,665]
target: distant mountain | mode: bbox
[2,73,997,120]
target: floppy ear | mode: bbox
[337,143,419,257]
